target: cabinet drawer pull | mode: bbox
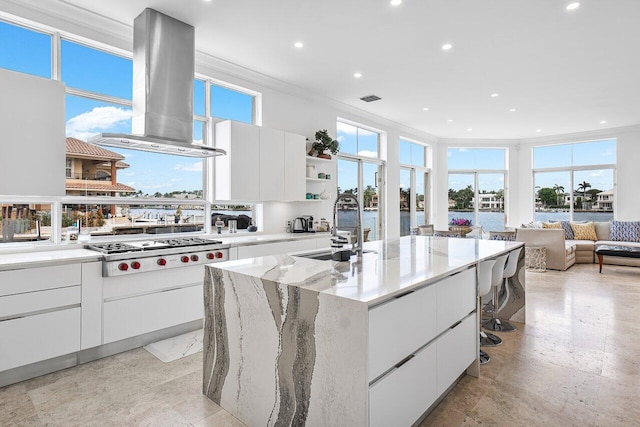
[0,303,80,322]
[449,320,462,330]
[394,290,415,299]
[395,354,415,369]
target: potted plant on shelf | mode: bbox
[449,217,472,235]
[309,129,340,159]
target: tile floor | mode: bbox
[2,263,639,426]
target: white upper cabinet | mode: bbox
[214,120,306,201]
[0,69,66,196]
[214,120,260,201]
[284,132,306,200]
[259,127,285,201]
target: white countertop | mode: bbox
[207,236,524,306]
[0,232,331,271]
[0,248,103,271]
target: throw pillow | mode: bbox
[489,232,516,241]
[570,222,598,241]
[542,222,562,229]
[560,220,575,240]
[609,221,640,242]
[521,221,543,229]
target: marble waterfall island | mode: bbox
[203,236,525,426]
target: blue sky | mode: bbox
[1,19,252,196]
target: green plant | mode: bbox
[312,129,339,155]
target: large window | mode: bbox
[399,139,429,236]
[533,139,616,222]
[337,121,384,241]
[448,148,507,231]
[0,20,51,78]
[337,121,379,158]
[0,16,260,242]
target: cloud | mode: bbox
[173,162,203,172]
[123,172,135,177]
[66,106,132,141]
[336,122,357,135]
[357,150,378,158]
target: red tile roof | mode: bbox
[65,182,136,193]
[66,137,125,161]
[98,161,130,169]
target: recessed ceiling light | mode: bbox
[353,72,362,78]
[447,119,453,123]
[600,120,607,124]
[536,129,542,133]
[490,93,499,98]
[509,108,516,112]
[442,43,453,51]
[467,128,473,132]
[294,41,303,48]
[422,107,429,111]
[390,0,402,6]
[566,2,580,11]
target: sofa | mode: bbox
[514,221,640,271]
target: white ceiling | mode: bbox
[44,0,640,139]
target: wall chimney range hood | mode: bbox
[89,8,225,158]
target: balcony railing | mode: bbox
[65,173,112,181]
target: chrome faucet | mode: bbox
[332,192,364,258]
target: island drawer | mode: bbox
[436,267,476,333]
[436,313,477,396]
[368,284,437,381]
[369,342,437,427]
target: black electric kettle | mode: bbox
[292,217,306,233]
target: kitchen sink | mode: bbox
[295,250,375,261]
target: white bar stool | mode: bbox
[483,249,522,332]
[478,259,498,365]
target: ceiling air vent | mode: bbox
[360,95,381,102]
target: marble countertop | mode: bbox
[207,236,524,306]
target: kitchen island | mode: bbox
[203,236,525,426]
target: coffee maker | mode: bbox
[301,215,315,232]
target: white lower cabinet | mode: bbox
[0,264,83,373]
[0,306,80,372]
[368,266,477,426]
[436,314,477,396]
[368,285,437,381]
[103,284,203,344]
[369,343,437,427]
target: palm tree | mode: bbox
[577,181,591,209]
[552,184,565,206]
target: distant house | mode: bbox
[65,137,135,197]
[592,189,614,211]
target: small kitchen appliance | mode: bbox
[292,217,306,233]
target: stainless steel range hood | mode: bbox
[89,8,225,158]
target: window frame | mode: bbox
[447,147,508,231]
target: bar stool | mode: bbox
[483,249,521,332]
[478,259,498,365]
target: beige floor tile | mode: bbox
[194,410,247,427]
